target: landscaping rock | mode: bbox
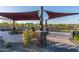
[5,42,12,48]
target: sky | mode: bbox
[0,6,79,24]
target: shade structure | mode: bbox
[45,10,79,19]
[0,11,40,21]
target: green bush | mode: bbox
[74,35,79,43]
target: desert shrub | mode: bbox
[22,30,34,47]
[74,34,79,43]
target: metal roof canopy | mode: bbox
[0,11,40,34]
[45,10,79,19]
[44,10,79,37]
[0,11,40,21]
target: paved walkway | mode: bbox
[0,31,22,42]
[47,32,75,46]
[0,31,76,45]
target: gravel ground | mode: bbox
[0,40,78,52]
[0,31,79,52]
